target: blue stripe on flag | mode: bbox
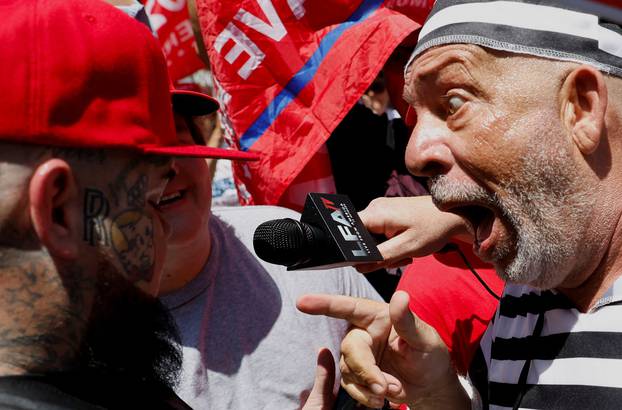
[239,0,384,150]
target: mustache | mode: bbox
[427,175,498,209]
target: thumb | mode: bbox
[303,348,336,410]
[389,291,441,350]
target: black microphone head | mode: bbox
[253,218,323,266]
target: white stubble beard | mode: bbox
[429,138,594,289]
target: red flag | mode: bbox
[198,0,420,205]
[385,0,434,25]
[145,0,205,82]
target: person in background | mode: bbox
[109,1,361,408]
[155,92,382,409]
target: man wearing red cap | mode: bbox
[153,87,383,408]
[0,0,246,408]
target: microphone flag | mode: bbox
[290,193,383,270]
[196,0,420,205]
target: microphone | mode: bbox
[253,193,383,270]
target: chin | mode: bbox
[167,229,202,248]
[167,217,211,249]
[164,211,210,248]
[494,254,568,290]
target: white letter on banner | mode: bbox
[287,0,306,19]
[214,22,265,80]
[157,0,186,12]
[234,0,286,41]
[144,0,165,32]
[176,20,194,42]
[144,0,186,32]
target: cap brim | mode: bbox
[143,144,259,160]
[171,89,220,116]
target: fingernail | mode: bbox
[369,398,384,408]
[370,383,384,394]
[387,383,400,393]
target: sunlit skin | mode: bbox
[297,44,622,410]
[403,44,622,310]
[0,144,175,376]
[94,153,173,296]
[31,149,174,297]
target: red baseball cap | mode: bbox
[0,0,258,161]
[170,88,260,161]
[172,89,220,117]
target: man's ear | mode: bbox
[29,159,80,260]
[560,65,608,155]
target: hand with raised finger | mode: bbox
[297,294,395,407]
[377,291,470,409]
[338,328,397,409]
[297,293,470,409]
[356,196,471,273]
[302,348,337,410]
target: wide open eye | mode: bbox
[447,95,466,115]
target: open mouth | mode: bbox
[447,204,496,247]
[157,190,186,207]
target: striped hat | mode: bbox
[406,0,622,77]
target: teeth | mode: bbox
[158,191,182,204]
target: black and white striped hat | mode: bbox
[406,0,622,77]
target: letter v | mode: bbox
[234,0,287,41]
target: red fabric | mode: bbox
[198,0,420,205]
[590,0,622,7]
[145,0,205,82]
[397,241,504,375]
[277,145,336,211]
[582,0,622,23]
[171,88,219,115]
[0,0,174,151]
[384,0,433,47]
[385,0,434,23]
[0,0,240,160]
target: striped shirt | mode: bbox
[469,279,622,409]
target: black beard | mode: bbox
[75,271,182,390]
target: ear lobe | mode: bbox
[561,65,608,155]
[29,159,80,260]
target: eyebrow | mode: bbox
[404,48,488,105]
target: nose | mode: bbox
[405,115,455,178]
[166,158,179,180]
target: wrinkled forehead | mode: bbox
[403,44,498,103]
[405,43,489,80]
[405,0,622,78]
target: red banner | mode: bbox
[145,0,205,82]
[197,0,420,205]
[385,0,434,24]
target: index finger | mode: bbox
[297,294,388,329]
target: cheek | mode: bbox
[150,214,167,279]
[109,212,156,282]
[456,108,538,185]
[188,159,212,209]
